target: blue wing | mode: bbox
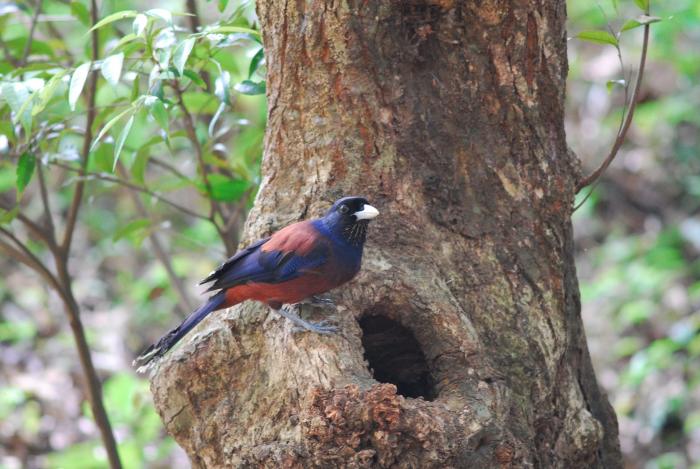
[199,237,329,293]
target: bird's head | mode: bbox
[321,196,379,246]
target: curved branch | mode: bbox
[0,228,64,294]
[20,0,42,66]
[575,23,651,195]
[51,161,211,222]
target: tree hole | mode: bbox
[359,315,435,400]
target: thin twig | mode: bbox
[575,22,651,196]
[20,0,43,66]
[36,163,57,246]
[183,0,212,90]
[150,156,191,182]
[0,37,20,66]
[174,84,228,239]
[51,161,211,221]
[0,228,63,294]
[45,21,75,65]
[0,197,54,246]
[52,255,122,469]
[185,0,201,32]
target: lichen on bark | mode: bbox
[148,1,622,467]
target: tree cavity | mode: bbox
[359,314,435,401]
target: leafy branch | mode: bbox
[0,2,264,464]
[1,0,124,466]
[574,3,659,206]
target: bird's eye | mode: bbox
[339,204,349,214]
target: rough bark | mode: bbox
[149,1,621,467]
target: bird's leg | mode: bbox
[300,295,336,309]
[275,305,338,334]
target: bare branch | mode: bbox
[0,197,55,247]
[575,23,651,196]
[150,156,191,182]
[36,163,57,245]
[52,255,122,469]
[51,161,212,221]
[0,37,20,66]
[20,0,43,66]
[185,0,201,33]
[0,228,63,294]
[174,83,229,245]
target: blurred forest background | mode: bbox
[0,0,697,467]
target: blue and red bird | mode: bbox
[134,196,379,367]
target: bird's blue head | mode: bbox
[320,196,379,247]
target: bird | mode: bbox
[133,196,379,369]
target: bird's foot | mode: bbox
[291,319,338,335]
[298,295,336,312]
[276,306,338,335]
[308,295,336,306]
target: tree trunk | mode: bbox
[149,1,621,467]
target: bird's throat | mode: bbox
[341,221,369,247]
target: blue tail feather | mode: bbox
[133,292,226,370]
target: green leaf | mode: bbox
[101,53,124,87]
[215,71,231,103]
[16,152,36,196]
[113,218,151,242]
[181,92,219,114]
[33,71,67,116]
[173,38,196,76]
[633,0,649,11]
[205,26,261,42]
[130,74,140,102]
[148,99,169,133]
[146,8,172,25]
[576,30,619,47]
[218,0,229,12]
[88,10,138,32]
[113,115,134,171]
[234,80,265,95]
[91,140,114,173]
[606,79,625,93]
[204,175,248,201]
[69,62,91,111]
[70,1,90,26]
[111,33,140,54]
[248,47,264,79]
[183,70,207,89]
[620,15,662,32]
[2,82,32,133]
[91,107,135,152]
[132,13,148,36]
[208,102,226,137]
[130,147,150,184]
[0,206,19,224]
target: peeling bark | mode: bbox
[149,1,621,467]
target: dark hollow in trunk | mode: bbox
[148,1,622,467]
[359,314,435,400]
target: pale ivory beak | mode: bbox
[354,204,379,221]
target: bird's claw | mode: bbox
[275,306,338,335]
